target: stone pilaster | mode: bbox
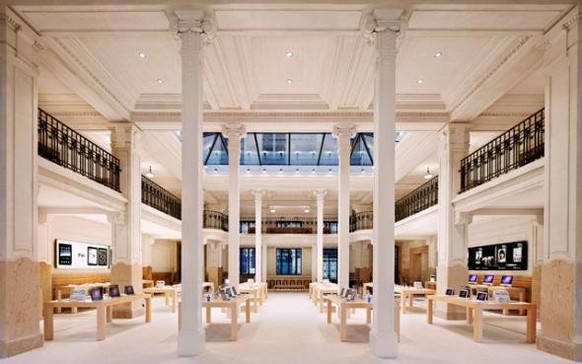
[436,123,470,320]
[365,7,403,358]
[333,124,355,290]
[110,125,143,318]
[173,8,210,356]
[537,7,582,360]
[223,124,246,288]
[0,7,43,358]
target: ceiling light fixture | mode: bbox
[262,168,267,173]
[138,52,147,59]
[270,207,276,213]
[213,168,218,173]
[312,168,316,173]
[417,79,424,84]
[156,78,164,84]
[279,168,283,173]
[286,78,293,84]
[434,52,443,58]
[145,165,155,178]
[304,207,310,213]
[246,168,251,173]
[286,51,294,58]
[361,168,365,173]
[424,167,434,179]
[295,168,300,174]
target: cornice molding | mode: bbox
[561,12,579,31]
[0,12,21,32]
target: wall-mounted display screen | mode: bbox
[55,239,111,269]
[468,241,527,271]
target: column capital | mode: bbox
[361,8,405,41]
[454,212,473,226]
[251,190,265,200]
[332,124,357,140]
[221,124,247,139]
[313,189,327,200]
[170,9,216,42]
[107,211,126,226]
[109,123,141,150]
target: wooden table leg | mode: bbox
[245,299,251,323]
[427,298,433,324]
[340,303,347,341]
[97,306,106,341]
[319,292,325,313]
[231,303,238,340]
[56,290,62,313]
[171,291,177,313]
[472,308,483,342]
[43,305,54,341]
[165,292,170,306]
[466,307,473,324]
[253,293,258,313]
[519,291,526,316]
[206,306,211,323]
[409,293,414,311]
[145,296,151,323]
[526,306,537,343]
[326,299,332,324]
[366,307,372,325]
[402,293,407,313]
[106,306,112,323]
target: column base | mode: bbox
[0,333,43,358]
[537,334,582,361]
[178,327,205,356]
[369,329,398,358]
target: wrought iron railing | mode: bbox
[204,210,228,231]
[240,219,338,234]
[460,108,545,192]
[38,108,121,191]
[350,211,373,232]
[395,176,438,222]
[141,176,182,220]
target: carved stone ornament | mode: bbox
[332,124,357,139]
[221,124,247,139]
[170,10,216,43]
[107,211,126,226]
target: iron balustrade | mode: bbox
[204,210,229,231]
[38,108,121,191]
[141,176,182,220]
[240,219,338,234]
[460,108,545,193]
[350,211,373,232]
[395,176,438,222]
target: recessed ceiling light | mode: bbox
[262,168,267,173]
[295,168,299,174]
[213,168,218,173]
[286,51,294,58]
[138,52,147,59]
[312,168,316,173]
[279,168,283,173]
[361,168,365,173]
[328,168,332,173]
[246,168,250,173]
[286,79,293,84]
[156,79,164,84]
[417,79,424,84]
[434,52,443,58]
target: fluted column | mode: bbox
[333,125,355,290]
[364,8,403,358]
[174,9,210,356]
[314,189,327,282]
[251,190,264,282]
[223,124,246,288]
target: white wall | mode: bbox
[38,216,111,272]
[151,239,178,273]
[467,216,537,275]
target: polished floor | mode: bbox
[5,292,568,364]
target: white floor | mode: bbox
[4,292,568,364]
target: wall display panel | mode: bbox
[55,239,111,269]
[467,241,527,271]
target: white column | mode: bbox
[333,125,355,290]
[0,7,43,357]
[436,124,470,319]
[314,190,327,282]
[251,190,264,282]
[174,9,208,356]
[110,125,143,318]
[365,8,403,358]
[223,124,246,288]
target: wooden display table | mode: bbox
[238,282,268,312]
[395,286,436,313]
[144,285,180,313]
[311,283,339,312]
[469,285,527,315]
[325,295,400,342]
[54,282,111,313]
[426,295,536,343]
[43,294,152,341]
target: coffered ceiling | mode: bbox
[12,1,574,210]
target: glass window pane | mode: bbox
[241,134,260,165]
[256,133,288,165]
[319,134,338,166]
[206,135,228,165]
[351,135,373,166]
[289,134,323,165]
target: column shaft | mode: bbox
[316,191,326,282]
[335,128,353,290]
[253,191,263,282]
[176,10,206,356]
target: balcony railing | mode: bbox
[460,108,545,193]
[204,210,228,231]
[141,176,181,220]
[395,176,438,222]
[350,211,373,232]
[240,219,338,234]
[38,109,121,191]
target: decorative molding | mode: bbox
[221,123,247,139]
[0,12,21,32]
[561,12,579,31]
[454,212,473,226]
[107,211,126,225]
[451,35,533,115]
[332,124,357,139]
[535,37,551,52]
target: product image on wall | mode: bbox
[55,239,111,269]
[468,241,527,271]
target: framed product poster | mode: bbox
[467,241,527,271]
[97,248,109,266]
[87,247,98,266]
